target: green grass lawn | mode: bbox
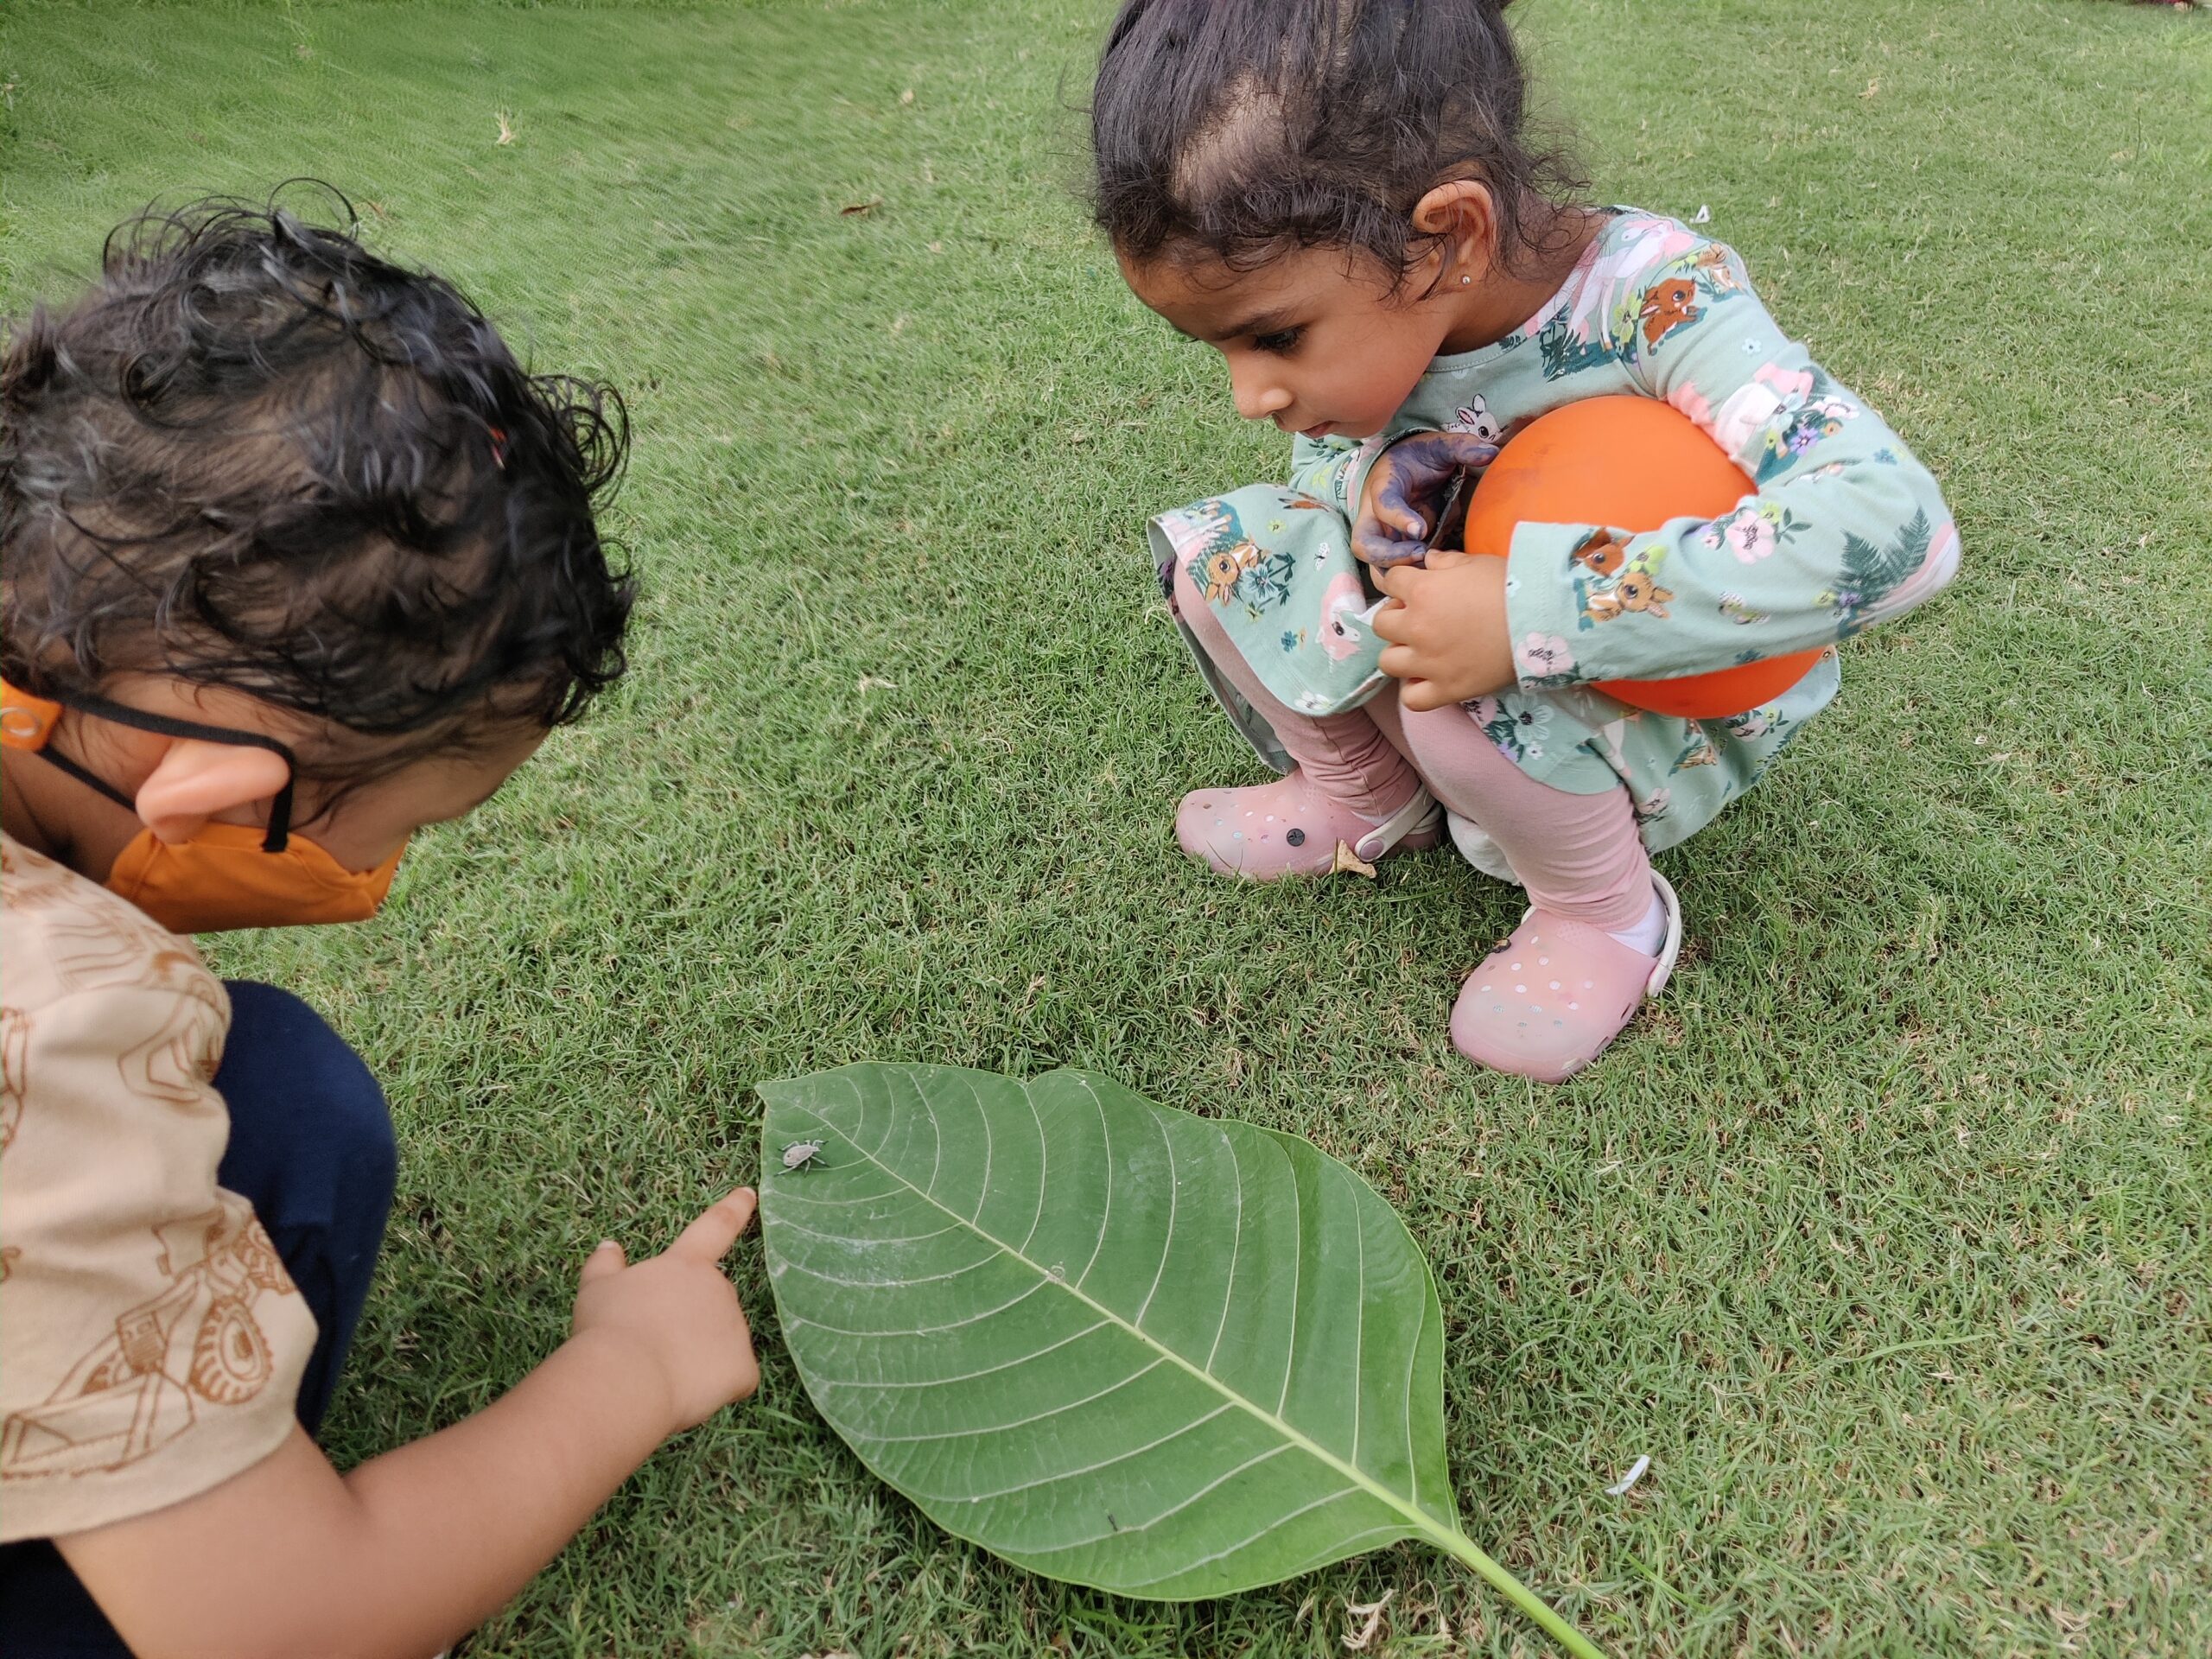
[5,0,2209,1652]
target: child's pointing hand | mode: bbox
[1370,549,1516,711]
[573,1187,761,1433]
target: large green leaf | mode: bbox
[758,1064,1598,1655]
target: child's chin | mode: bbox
[1293,415,1386,442]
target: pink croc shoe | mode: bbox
[1175,772,1441,881]
[1449,872,1682,1082]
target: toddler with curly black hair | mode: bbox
[0,194,760,1659]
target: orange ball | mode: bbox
[1459,396,1822,720]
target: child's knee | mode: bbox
[1166,557,1231,653]
[217,981,396,1203]
[1394,700,1522,810]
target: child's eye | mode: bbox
[1251,326,1304,355]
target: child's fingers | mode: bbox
[579,1238,626,1284]
[1376,482,1434,540]
[1377,643,1420,680]
[1369,563,1421,602]
[1361,541,1426,569]
[671,1187,759,1263]
[1397,677,1452,712]
[1438,434,1501,469]
[1355,521,1426,566]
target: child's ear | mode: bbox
[134,740,293,845]
[1412,180,1499,282]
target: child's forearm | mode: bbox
[339,1327,675,1646]
[65,1330,676,1659]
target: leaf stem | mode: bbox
[1423,1522,1605,1659]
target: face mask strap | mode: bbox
[28,743,142,814]
[40,689,300,854]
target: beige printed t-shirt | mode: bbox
[0,833,315,1541]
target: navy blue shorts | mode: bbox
[0,982,397,1655]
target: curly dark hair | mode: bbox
[1,186,634,779]
[1090,0,1586,288]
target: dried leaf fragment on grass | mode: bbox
[1332,840,1378,878]
[840,197,882,217]
[1605,1453,1652,1496]
[1343,1589,1394,1650]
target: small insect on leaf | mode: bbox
[780,1138,827,1172]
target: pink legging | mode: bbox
[1171,563,1653,929]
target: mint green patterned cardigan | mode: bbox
[1154,208,1960,852]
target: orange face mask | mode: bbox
[2,679,405,934]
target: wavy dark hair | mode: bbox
[1090,0,1586,288]
[1,186,634,780]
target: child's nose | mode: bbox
[1228,360,1293,423]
